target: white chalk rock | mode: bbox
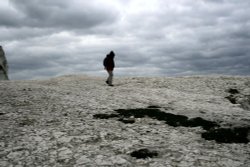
[0,46,8,80]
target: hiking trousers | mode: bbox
[107,70,113,85]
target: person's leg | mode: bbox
[107,70,113,85]
[106,76,109,84]
[105,70,109,84]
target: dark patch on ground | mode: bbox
[147,105,161,109]
[22,88,32,91]
[187,117,219,130]
[225,95,237,104]
[202,127,250,143]
[0,112,5,115]
[227,88,239,94]
[130,149,158,159]
[225,88,250,110]
[225,88,239,104]
[115,108,219,130]
[93,107,249,144]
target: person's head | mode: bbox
[109,51,115,58]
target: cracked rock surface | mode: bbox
[0,75,250,166]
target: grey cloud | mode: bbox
[0,8,21,27]
[0,27,55,41]
[8,0,119,30]
[8,50,62,72]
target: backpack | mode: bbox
[103,57,108,67]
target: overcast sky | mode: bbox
[0,0,250,80]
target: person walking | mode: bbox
[103,51,115,86]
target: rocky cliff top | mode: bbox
[0,75,250,166]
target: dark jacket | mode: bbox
[103,52,115,71]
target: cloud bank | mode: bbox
[0,0,249,80]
